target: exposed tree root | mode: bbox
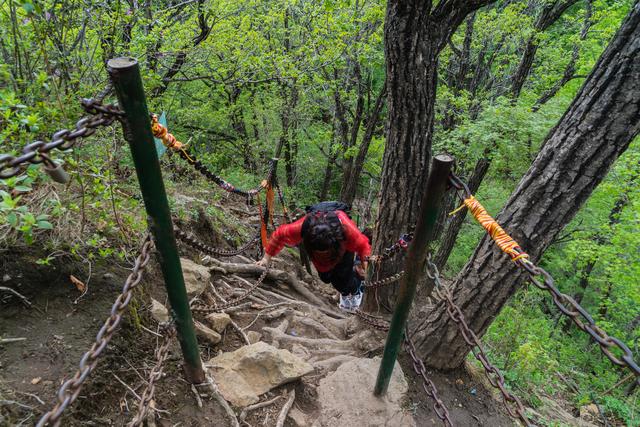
[275,389,295,427]
[204,259,328,308]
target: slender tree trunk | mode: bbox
[414,3,640,368]
[434,157,491,269]
[533,0,593,111]
[280,84,299,187]
[151,0,211,97]
[510,0,580,99]
[340,66,365,194]
[340,82,386,205]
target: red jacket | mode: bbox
[265,210,371,272]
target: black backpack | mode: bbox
[304,201,351,215]
[301,201,351,237]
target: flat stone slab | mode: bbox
[313,357,415,427]
[206,341,313,406]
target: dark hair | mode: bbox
[302,211,344,256]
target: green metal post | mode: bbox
[107,57,205,384]
[373,154,454,396]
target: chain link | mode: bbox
[449,173,640,388]
[170,144,275,198]
[36,235,154,427]
[191,268,269,313]
[128,323,176,427]
[426,257,533,427]
[361,271,404,289]
[174,225,259,257]
[352,309,391,331]
[404,331,454,426]
[0,98,122,179]
[353,310,453,426]
[518,259,640,385]
[367,232,414,263]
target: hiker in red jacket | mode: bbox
[256,202,370,311]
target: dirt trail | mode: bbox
[0,201,518,427]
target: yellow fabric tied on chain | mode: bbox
[454,195,529,262]
[150,114,195,163]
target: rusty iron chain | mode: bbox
[191,267,269,313]
[174,224,259,257]
[128,323,176,427]
[353,309,391,331]
[36,235,154,427]
[518,259,640,386]
[0,98,122,179]
[449,173,640,388]
[361,271,404,289]
[426,257,534,427]
[367,232,414,263]
[404,329,454,426]
[171,148,277,198]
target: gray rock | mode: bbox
[205,312,231,333]
[206,341,313,406]
[150,298,169,323]
[247,331,262,344]
[288,407,310,427]
[180,258,211,297]
[195,321,221,345]
[313,357,415,427]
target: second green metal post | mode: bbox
[107,57,205,383]
[373,154,454,396]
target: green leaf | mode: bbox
[7,212,18,227]
[21,1,34,14]
[36,220,53,229]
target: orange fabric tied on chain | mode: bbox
[151,114,183,150]
[460,195,529,262]
[150,114,196,163]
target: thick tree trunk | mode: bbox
[363,0,494,312]
[414,3,640,369]
[363,6,440,311]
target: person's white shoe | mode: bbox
[349,291,363,310]
[339,294,352,311]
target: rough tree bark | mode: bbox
[414,2,640,369]
[363,0,496,312]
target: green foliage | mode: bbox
[1,0,638,423]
